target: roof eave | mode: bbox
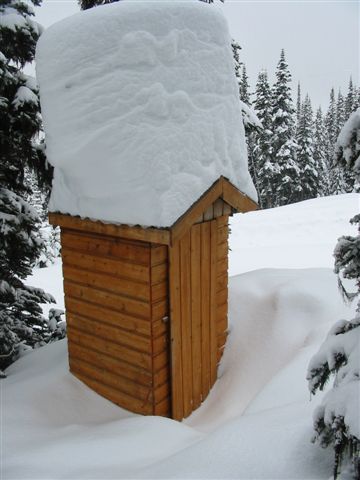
[170,176,258,244]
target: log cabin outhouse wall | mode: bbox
[50,177,257,420]
[59,226,172,417]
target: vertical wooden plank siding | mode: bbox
[200,221,211,401]
[216,216,229,362]
[210,221,218,385]
[180,232,193,417]
[169,241,184,421]
[170,214,229,420]
[190,225,202,409]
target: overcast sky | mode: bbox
[34,0,359,110]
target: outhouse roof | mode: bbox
[49,176,258,246]
[37,0,257,228]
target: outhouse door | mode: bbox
[169,215,229,421]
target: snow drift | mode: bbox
[36,0,256,228]
[4,268,351,479]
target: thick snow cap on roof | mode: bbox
[36,0,257,228]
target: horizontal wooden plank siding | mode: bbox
[71,368,153,415]
[67,313,151,353]
[68,342,152,386]
[62,249,149,283]
[68,325,152,370]
[62,264,150,302]
[65,297,151,336]
[69,355,152,401]
[64,281,151,319]
[62,229,161,415]
[61,231,150,265]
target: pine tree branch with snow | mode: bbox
[0,0,61,373]
[307,317,360,479]
[307,107,360,480]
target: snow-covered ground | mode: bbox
[3,193,359,479]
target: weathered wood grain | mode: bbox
[62,264,150,301]
[65,297,151,336]
[61,230,150,265]
[64,281,151,319]
[62,249,149,283]
[70,368,153,415]
[68,326,152,370]
[68,342,152,387]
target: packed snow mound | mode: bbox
[229,193,360,274]
[36,0,256,228]
[6,268,352,479]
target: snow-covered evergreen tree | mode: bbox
[239,65,251,106]
[336,79,358,193]
[270,49,300,206]
[296,82,301,129]
[241,103,261,203]
[326,88,345,194]
[336,107,360,194]
[24,167,47,221]
[230,44,261,195]
[232,54,259,133]
[355,87,360,110]
[336,90,345,136]
[231,40,242,93]
[238,64,263,200]
[296,95,319,200]
[313,107,330,196]
[345,77,355,120]
[25,168,61,267]
[0,0,57,373]
[335,82,356,192]
[307,108,360,480]
[253,69,276,208]
[325,88,338,156]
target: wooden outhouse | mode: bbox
[50,176,257,420]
